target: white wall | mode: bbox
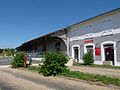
[69,11,120,39]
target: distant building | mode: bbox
[17,8,120,66]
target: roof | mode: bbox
[22,28,67,45]
[67,7,120,28]
[20,7,120,46]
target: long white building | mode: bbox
[17,8,120,66]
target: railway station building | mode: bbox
[17,8,120,66]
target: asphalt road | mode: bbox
[0,57,41,66]
[0,57,13,65]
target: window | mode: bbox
[84,43,95,59]
[55,42,61,51]
[42,45,46,52]
[86,45,93,53]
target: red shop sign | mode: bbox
[84,40,93,44]
[95,47,101,56]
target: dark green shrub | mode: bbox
[29,58,32,65]
[39,51,69,76]
[11,52,24,68]
[83,52,94,65]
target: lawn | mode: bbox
[28,66,40,72]
[28,66,120,86]
[63,71,120,86]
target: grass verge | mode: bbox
[63,71,120,86]
[28,66,120,86]
[28,66,40,72]
[73,62,120,69]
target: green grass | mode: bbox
[28,66,120,86]
[63,71,120,86]
[28,66,40,72]
[73,62,120,69]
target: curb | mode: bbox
[0,65,11,68]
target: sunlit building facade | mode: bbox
[17,8,120,66]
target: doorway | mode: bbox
[101,41,117,66]
[72,45,80,62]
[73,47,79,61]
[104,44,114,65]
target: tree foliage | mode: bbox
[39,51,69,76]
[0,48,15,56]
[83,52,94,65]
[11,52,24,68]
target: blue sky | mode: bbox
[0,0,120,48]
